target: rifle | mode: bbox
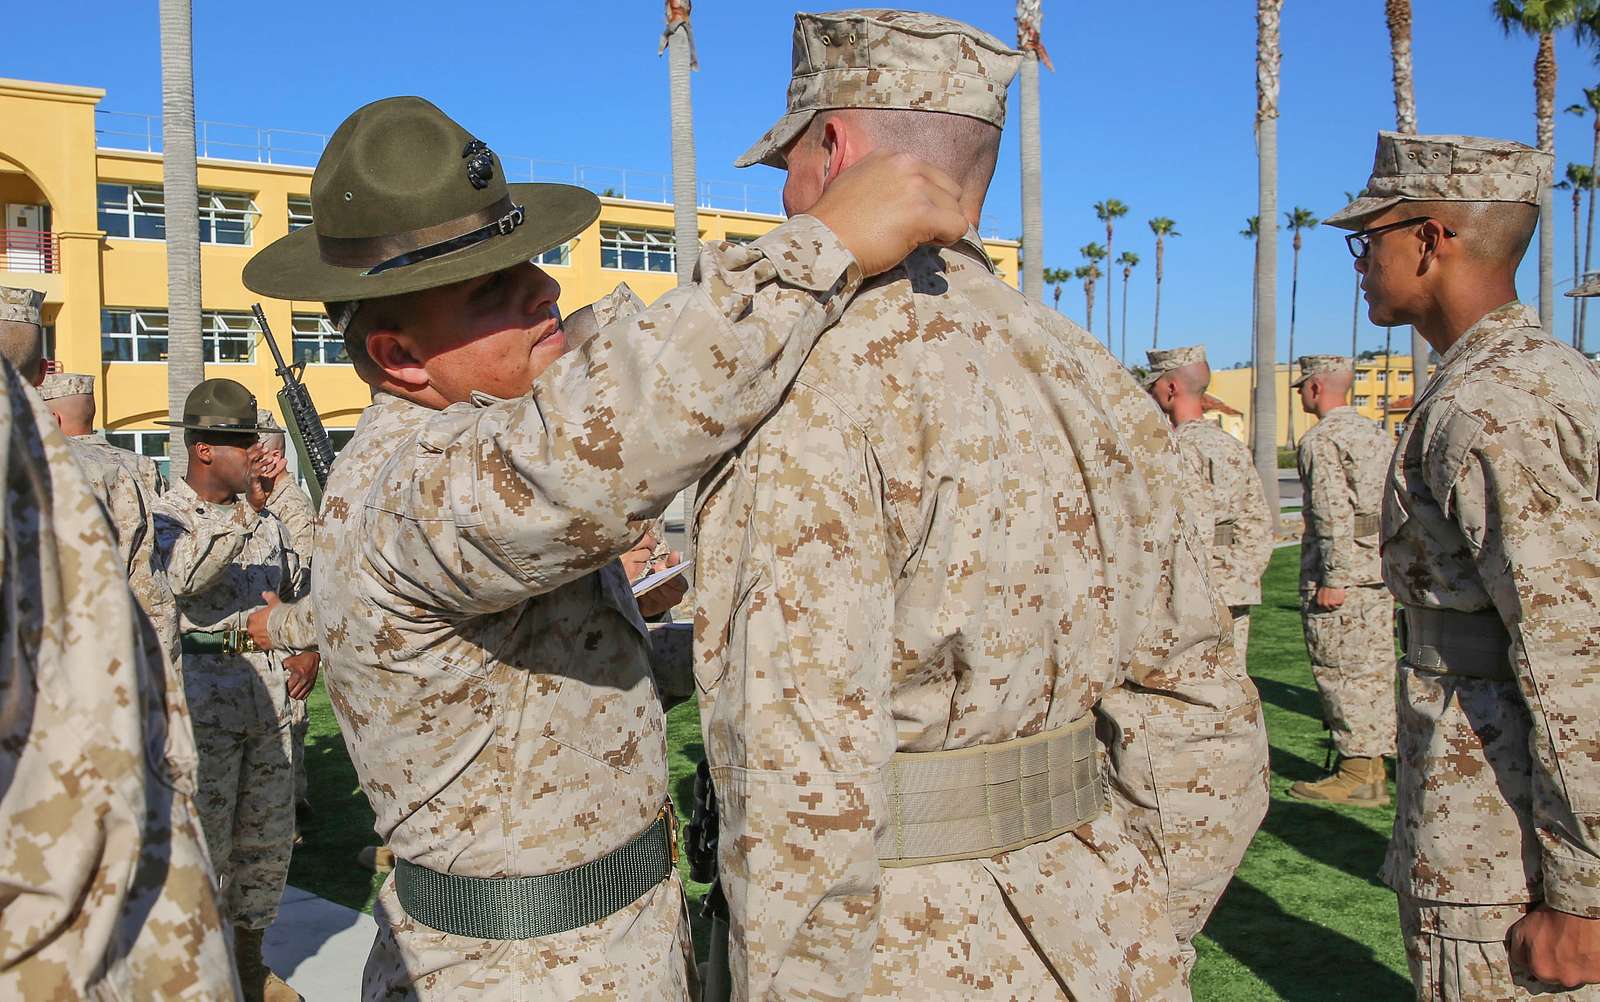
[253,303,336,506]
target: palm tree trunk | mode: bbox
[1250,248,1260,446]
[1084,281,1095,331]
[1575,187,1583,341]
[1584,116,1599,351]
[1350,271,1360,360]
[665,3,699,287]
[160,0,201,481]
[1019,50,1043,302]
[1382,329,1393,427]
[1536,30,1557,333]
[1385,0,1417,135]
[1151,239,1164,349]
[1251,0,1282,529]
[1287,237,1300,447]
[1104,225,1114,348]
[1120,270,1130,365]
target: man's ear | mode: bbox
[192,441,211,467]
[1417,218,1450,274]
[820,115,855,186]
[365,329,431,391]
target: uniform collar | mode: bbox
[946,227,996,273]
[1438,301,1538,368]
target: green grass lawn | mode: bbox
[294,547,1410,999]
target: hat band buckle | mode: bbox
[365,203,525,276]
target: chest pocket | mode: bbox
[543,564,658,773]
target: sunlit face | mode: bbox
[1353,208,1429,329]
[1297,378,1316,414]
[406,262,566,403]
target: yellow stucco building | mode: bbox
[0,77,1020,474]
[1209,354,1432,445]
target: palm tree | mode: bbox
[662,1,699,286]
[1148,217,1180,348]
[1077,242,1106,330]
[1558,162,1595,337]
[1017,2,1052,301]
[1116,251,1140,365]
[1493,0,1597,334]
[1095,199,1129,348]
[1043,266,1073,311]
[1252,0,1283,524]
[1566,84,1600,349]
[1285,207,1319,446]
[160,0,201,480]
[1388,0,1432,406]
[1344,192,1363,361]
[1242,216,1262,445]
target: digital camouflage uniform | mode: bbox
[265,466,318,804]
[308,217,864,1000]
[1145,346,1273,670]
[0,357,237,999]
[1330,133,1600,999]
[695,17,1271,998]
[156,475,304,932]
[1295,396,1396,760]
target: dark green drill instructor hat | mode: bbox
[158,378,271,434]
[243,97,600,305]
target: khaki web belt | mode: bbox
[180,628,259,655]
[394,805,676,940]
[877,715,1105,868]
[1400,606,1514,681]
[1354,513,1381,538]
[1214,523,1236,546]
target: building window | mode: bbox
[102,308,169,362]
[288,196,314,232]
[600,226,675,273]
[329,429,356,455]
[1376,371,1388,384]
[534,242,571,267]
[98,183,166,240]
[1354,395,1370,407]
[1398,370,1411,383]
[724,233,760,246]
[204,311,256,363]
[198,190,258,245]
[103,430,171,481]
[292,312,348,364]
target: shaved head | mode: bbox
[1406,200,1538,265]
[1310,369,1354,398]
[0,319,42,385]
[1168,360,1212,396]
[262,431,286,454]
[1150,360,1211,425]
[820,109,1001,196]
[47,393,96,436]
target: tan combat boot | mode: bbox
[1287,756,1390,807]
[233,925,303,1002]
[357,845,395,872]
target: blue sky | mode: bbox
[8,1,1598,365]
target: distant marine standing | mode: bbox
[1285,355,1397,808]
[1331,132,1600,996]
[1145,344,1273,668]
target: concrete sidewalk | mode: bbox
[264,885,376,1001]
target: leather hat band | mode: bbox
[184,414,259,431]
[317,197,525,275]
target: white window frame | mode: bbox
[203,311,256,364]
[198,189,259,246]
[102,308,170,363]
[98,183,167,241]
[287,195,314,232]
[533,241,571,267]
[599,225,676,273]
[291,312,347,365]
[103,430,172,480]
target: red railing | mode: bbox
[0,230,59,274]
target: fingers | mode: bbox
[261,590,280,606]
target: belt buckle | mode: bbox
[223,627,256,655]
[658,802,680,866]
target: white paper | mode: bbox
[632,559,693,597]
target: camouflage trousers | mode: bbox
[362,871,695,1001]
[290,695,308,805]
[1398,896,1600,1001]
[1230,606,1252,673]
[186,652,296,931]
[1301,584,1397,758]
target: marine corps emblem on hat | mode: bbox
[243,97,600,303]
[39,372,95,401]
[1143,344,1208,388]
[157,378,269,434]
[1326,132,1553,230]
[1291,355,1353,388]
[0,285,45,327]
[736,9,1022,169]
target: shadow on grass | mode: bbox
[288,690,386,914]
[1204,878,1412,1001]
[1253,674,1323,721]
[1259,797,1392,887]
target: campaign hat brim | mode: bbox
[243,183,599,302]
[153,418,270,433]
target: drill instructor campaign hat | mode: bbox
[243,97,600,304]
[156,378,271,435]
[736,9,1022,169]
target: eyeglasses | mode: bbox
[1345,216,1457,259]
